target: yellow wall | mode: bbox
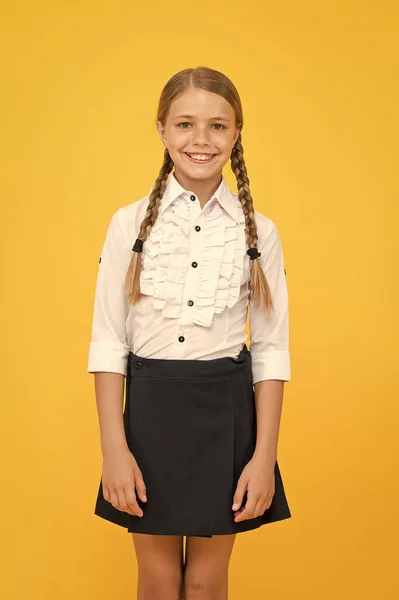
[1,1,398,598]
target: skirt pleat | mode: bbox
[94,344,291,537]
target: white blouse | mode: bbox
[87,172,291,385]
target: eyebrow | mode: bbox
[173,114,231,122]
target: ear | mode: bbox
[233,126,240,146]
[157,120,168,147]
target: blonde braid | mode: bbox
[124,149,174,305]
[230,133,273,312]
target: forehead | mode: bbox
[168,88,235,120]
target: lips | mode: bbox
[184,152,216,164]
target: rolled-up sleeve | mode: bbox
[249,215,291,384]
[87,207,132,376]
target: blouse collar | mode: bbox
[150,172,241,224]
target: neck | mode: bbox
[173,169,223,209]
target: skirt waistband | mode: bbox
[127,344,251,379]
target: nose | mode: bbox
[192,125,212,146]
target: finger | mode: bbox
[115,488,131,513]
[262,494,273,512]
[232,480,247,511]
[102,484,110,503]
[134,471,147,502]
[110,490,119,510]
[125,486,144,517]
[235,497,257,522]
[245,495,258,516]
[116,488,138,516]
[121,488,139,516]
[234,507,252,522]
[110,488,134,515]
[253,498,265,518]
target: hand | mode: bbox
[232,457,275,522]
[102,448,147,517]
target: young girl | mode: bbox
[88,66,291,599]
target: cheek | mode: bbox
[216,135,235,154]
[168,130,190,149]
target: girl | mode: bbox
[88,66,291,600]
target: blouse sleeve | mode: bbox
[249,216,291,384]
[87,207,132,376]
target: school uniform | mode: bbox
[88,172,292,537]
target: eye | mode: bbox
[177,122,226,130]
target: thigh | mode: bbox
[132,533,184,579]
[184,534,236,597]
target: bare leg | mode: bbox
[132,533,185,600]
[183,534,236,600]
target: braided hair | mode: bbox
[124,67,273,313]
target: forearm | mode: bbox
[252,379,285,468]
[93,372,129,457]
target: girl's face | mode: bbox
[157,87,240,184]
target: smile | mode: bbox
[184,152,216,164]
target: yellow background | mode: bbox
[1,1,398,598]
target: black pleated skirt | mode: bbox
[94,344,292,537]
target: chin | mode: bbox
[179,168,218,181]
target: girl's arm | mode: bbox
[94,372,129,457]
[252,379,284,468]
[88,208,132,452]
[232,217,290,521]
[88,208,146,516]
[249,216,291,466]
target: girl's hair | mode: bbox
[124,66,274,313]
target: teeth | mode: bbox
[187,153,213,161]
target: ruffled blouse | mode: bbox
[139,192,250,328]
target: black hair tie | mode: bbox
[132,238,143,253]
[247,247,261,260]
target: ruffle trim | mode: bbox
[139,196,249,327]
